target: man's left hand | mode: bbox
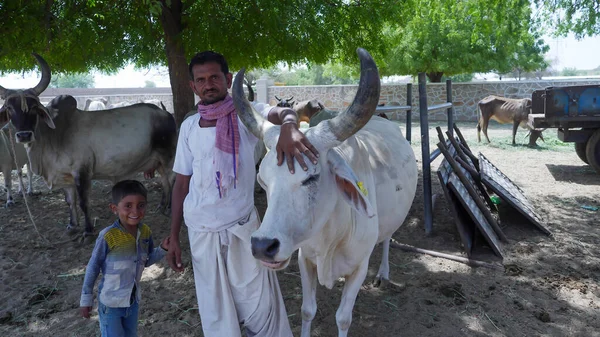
[276,123,319,173]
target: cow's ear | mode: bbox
[39,107,56,129]
[0,106,8,125]
[327,150,375,218]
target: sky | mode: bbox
[1,33,600,89]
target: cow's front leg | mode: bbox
[64,185,79,232]
[299,249,318,337]
[16,165,24,195]
[25,163,33,195]
[374,238,391,287]
[156,165,172,215]
[336,258,369,337]
[4,170,13,207]
[512,120,519,145]
[74,171,94,237]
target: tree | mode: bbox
[535,0,600,38]
[561,67,579,76]
[49,73,95,88]
[144,80,157,88]
[0,0,404,126]
[382,0,548,82]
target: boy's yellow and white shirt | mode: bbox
[80,220,166,308]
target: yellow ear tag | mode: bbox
[357,181,368,196]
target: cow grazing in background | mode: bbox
[0,125,34,206]
[233,48,418,337]
[477,95,544,146]
[0,53,177,238]
[84,97,108,111]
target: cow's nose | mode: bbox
[15,131,33,143]
[251,237,280,260]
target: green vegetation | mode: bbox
[49,73,95,88]
[382,0,548,82]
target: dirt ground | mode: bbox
[0,122,598,337]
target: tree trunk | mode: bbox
[426,72,444,83]
[159,0,194,128]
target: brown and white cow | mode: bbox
[0,53,177,237]
[476,95,544,146]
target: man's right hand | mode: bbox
[81,306,92,319]
[167,238,184,272]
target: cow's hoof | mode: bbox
[79,232,96,245]
[372,276,390,288]
[155,204,171,217]
[66,225,80,236]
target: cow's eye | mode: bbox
[301,174,319,186]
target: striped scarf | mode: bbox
[198,94,239,198]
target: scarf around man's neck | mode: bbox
[197,94,239,198]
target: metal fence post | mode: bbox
[446,79,453,138]
[406,83,412,143]
[418,73,433,235]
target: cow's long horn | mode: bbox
[232,68,267,139]
[29,53,51,96]
[327,48,380,142]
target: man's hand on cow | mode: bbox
[166,237,184,272]
[277,123,319,174]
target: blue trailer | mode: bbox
[528,84,600,173]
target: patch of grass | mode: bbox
[393,120,576,154]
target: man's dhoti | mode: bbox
[187,209,292,337]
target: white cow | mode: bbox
[232,48,418,337]
[84,97,108,110]
[107,101,136,109]
[0,125,33,206]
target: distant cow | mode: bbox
[295,99,390,127]
[0,53,177,238]
[0,125,33,206]
[84,97,108,111]
[477,95,544,146]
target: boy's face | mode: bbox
[110,194,147,229]
[189,61,232,105]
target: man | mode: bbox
[166,51,318,337]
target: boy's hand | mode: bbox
[277,123,319,174]
[167,238,184,272]
[160,236,170,251]
[81,306,92,319]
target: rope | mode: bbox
[7,127,50,243]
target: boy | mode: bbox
[80,179,169,337]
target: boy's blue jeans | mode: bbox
[98,299,139,337]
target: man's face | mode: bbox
[189,62,233,105]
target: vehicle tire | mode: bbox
[586,129,600,174]
[575,141,589,164]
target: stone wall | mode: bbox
[265,79,600,122]
[3,79,600,122]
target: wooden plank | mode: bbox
[478,153,552,236]
[437,165,475,257]
[437,143,508,242]
[447,173,504,259]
